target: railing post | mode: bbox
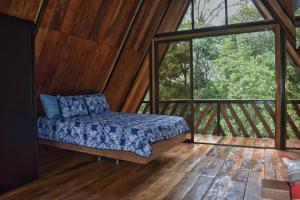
[275,25,287,150]
[216,102,221,136]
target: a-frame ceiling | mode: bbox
[1,0,299,114]
[0,0,189,114]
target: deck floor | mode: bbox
[1,143,300,200]
[193,134,300,148]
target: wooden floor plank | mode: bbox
[2,142,300,200]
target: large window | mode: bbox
[157,31,276,146]
[164,0,265,33]
[138,0,298,149]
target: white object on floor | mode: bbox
[282,157,300,182]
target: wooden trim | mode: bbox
[194,104,211,133]
[292,103,300,118]
[227,104,250,137]
[34,0,48,38]
[153,21,277,42]
[263,0,296,46]
[220,106,237,137]
[264,101,276,121]
[251,104,274,138]
[239,104,262,138]
[286,112,300,139]
[275,25,287,150]
[201,109,217,135]
[39,133,186,165]
[252,0,273,20]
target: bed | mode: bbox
[37,112,189,164]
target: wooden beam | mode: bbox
[34,0,48,38]
[274,25,287,150]
[254,0,300,67]
[153,21,277,42]
[262,0,296,46]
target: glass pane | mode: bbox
[159,41,191,100]
[194,0,225,28]
[296,1,300,17]
[297,27,300,48]
[193,31,276,147]
[193,31,275,99]
[137,91,150,114]
[228,0,264,24]
[178,2,192,31]
[158,41,192,141]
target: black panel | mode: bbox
[0,14,38,192]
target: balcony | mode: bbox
[139,99,300,148]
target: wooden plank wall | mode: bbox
[103,0,173,111]
[0,0,190,114]
[35,0,188,113]
[0,0,42,21]
[35,0,141,113]
[122,0,190,112]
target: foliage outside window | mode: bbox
[140,0,300,140]
[178,0,264,31]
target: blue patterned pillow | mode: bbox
[58,95,89,118]
[84,93,110,115]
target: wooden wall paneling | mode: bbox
[0,0,42,21]
[104,0,172,111]
[122,55,151,112]
[39,0,59,28]
[122,0,190,112]
[35,0,141,115]
[0,0,11,14]
[98,0,143,90]
[90,0,142,46]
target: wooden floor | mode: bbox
[194,134,300,148]
[1,143,300,200]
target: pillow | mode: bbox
[84,93,110,115]
[40,94,61,118]
[58,95,89,118]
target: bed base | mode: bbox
[38,133,186,164]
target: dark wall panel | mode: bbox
[0,14,38,192]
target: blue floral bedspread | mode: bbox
[37,112,190,157]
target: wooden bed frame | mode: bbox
[38,133,186,164]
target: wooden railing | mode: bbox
[138,99,300,139]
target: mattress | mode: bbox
[37,112,190,157]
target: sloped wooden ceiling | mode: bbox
[34,0,190,113]
[0,0,190,114]
[0,0,42,21]
[35,0,142,113]
[122,0,190,112]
